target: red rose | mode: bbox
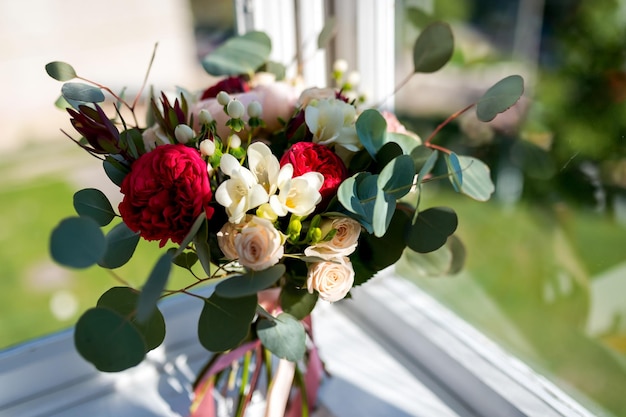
[280,142,348,206]
[200,76,250,100]
[119,144,214,247]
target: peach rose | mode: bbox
[304,217,361,260]
[306,257,355,302]
[234,216,285,271]
[216,216,252,260]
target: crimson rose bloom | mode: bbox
[119,144,214,247]
[280,142,348,205]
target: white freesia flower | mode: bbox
[269,168,323,217]
[307,256,355,302]
[142,124,170,151]
[247,142,283,195]
[235,216,285,271]
[304,217,361,260]
[215,154,269,224]
[304,98,360,152]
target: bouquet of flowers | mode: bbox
[47,21,523,417]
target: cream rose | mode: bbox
[306,257,355,302]
[304,217,361,260]
[217,216,252,259]
[234,216,285,271]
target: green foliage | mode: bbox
[215,264,286,298]
[73,188,116,226]
[412,22,454,73]
[198,293,257,352]
[98,222,140,269]
[476,75,524,122]
[74,307,146,372]
[136,253,172,323]
[257,313,306,362]
[61,82,105,104]
[103,156,129,187]
[317,16,336,49]
[97,287,166,351]
[201,31,271,76]
[456,156,495,201]
[406,207,458,253]
[45,61,77,81]
[50,216,106,269]
[355,109,388,159]
[444,153,463,192]
[280,283,318,320]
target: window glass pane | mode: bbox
[393,1,626,415]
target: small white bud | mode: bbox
[207,162,214,177]
[200,139,216,157]
[247,101,263,118]
[217,91,231,106]
[347,71,361,86]
[228,134,242,149]
[226,99,245,119]
[333,59,349,73]
[198,109,214,125]
[174,124,195,144]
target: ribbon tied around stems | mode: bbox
[189,291,324,417]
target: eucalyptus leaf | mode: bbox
[385,132,422,154]
[50,216,105,269]
[97,287,166,351]
[356,109,387,159]
[457,156,495,201]
[417,149,439,187]
[61,82,105,103]
[172,251,199,270]
[215,264,286,298]
[376,142,403,169]
[413,22,454,73]
[202,31,271,76]
[317,16,337,49]
[103,155,129,187]
[410,145,434,173]
[73,188,116,226]
[476,75,524,122]
[373,189,395,237]
[377,155,415,199]
[174,212,207,257]
[444,153,463,192]
[74,307,145,372]
[406,207,458,253]
[198,293,257,352]
[45,61,77,81]
[400,242,453,278]
[257,313,306,362]
[136,253,172,323]
[280,284,318,320]
[98,222,140,269]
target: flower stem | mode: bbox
[424,103,475,146]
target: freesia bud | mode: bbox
[228,134,242,149]
[217,91,231,106]
[198,109,214,125]
[247,101,263,118]
[200,139,216,156]
[174,124,195,144]
[227,99,245,119]
[256,203,278,222]
[333,59,349,73]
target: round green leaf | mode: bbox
[373,188,395,237]
[401,242,453,278]
[356,109,387,159]
[202,31,271,76]
[97,287,166,351]
[50,216,106,268]
[456,156,495,201]
[136,253,172,323]
[198,293,257,352]
[73,188,116,226]
[406,207,458,253]
[61,82,105,103]
[476,75,524,122]
[74,307,146,372]
[171,250,199,270]
[413,22,454,73]
[317,16,337,49]
[45,61,77,81]
[98,222,140,269]
[215,264,286,298]
[280,285,318,320]
[444,153,463,192]
[377,155,416,199]
[257,313,306,362]
[103,156,129,187]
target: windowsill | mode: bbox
[0,269,597,417]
